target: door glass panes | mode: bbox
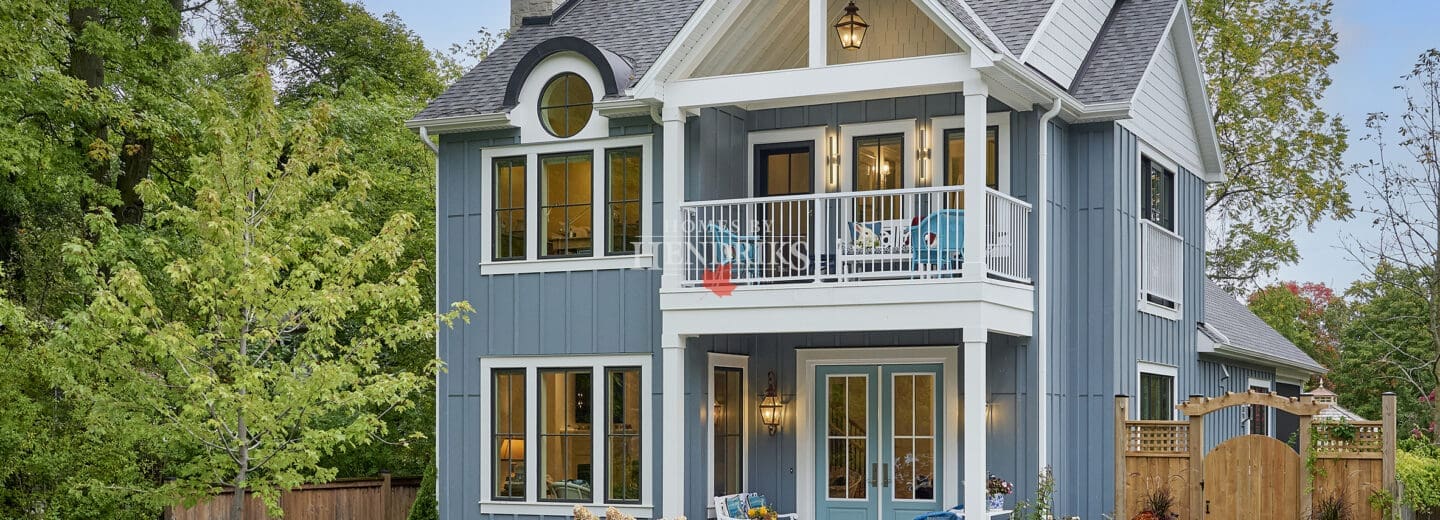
[943,127,999,208]
[606,148,642,255]
[493,369,526,500]
[892,374,935,501]
[756,144,815,278]
[493,157,527,260]
[854,135,904,221]
[606,368,642,502]
[1139,372,1175,420]
[827,375,868,499]
[539,369,593,501]
[714,367,744,496]
[540,153,594,258]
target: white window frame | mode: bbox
[837,119,918,192]
[479,135,655,275]
[927,112,1012,191]
[1136,361,1179,420]
[747,126,828,197]
[1247,377,1273,436]
[706,353,749,514]
[478,354,654,518]
[1136,140,1183,321]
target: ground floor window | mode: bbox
[1138,362,1178,420]
[710,353,748,498]
[1249,380,1271,435]
[481,355,652,510]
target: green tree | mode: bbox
[1248,281,1346,371]
[54,56,468,519]
[1332,266,1433,435]
[1190,0,1351,291]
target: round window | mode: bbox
[538,72,594,138]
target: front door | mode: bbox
[754,143,815,279]
[816,364,943,520]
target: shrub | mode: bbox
[1311,494,1351,520]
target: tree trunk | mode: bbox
[116,135,152,225]
[67,5,109,216]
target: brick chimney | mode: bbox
[511,0,567,33]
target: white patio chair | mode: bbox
[712,493,799,520]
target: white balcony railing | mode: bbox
[677,186,1031,287]
[1140,220,1183,306]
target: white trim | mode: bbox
[795,347,962,520]
[479,135,653,270]
[927,112,1012,191]
[1247,377,1273,436]
[747,126,829,197]
[477,354,654,515]
[706,353,750,504]
[1135,138,1184,318]
[664,54,979,110]
[1139,300,1181,321]
[1137,361,1179,420]
[838,119,919,192]
[405,112,514,133]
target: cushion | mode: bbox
[747,493,768,510]
[725,495,748,518]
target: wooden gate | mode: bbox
[1202,435,1300,519]
[1115,391,1397,520]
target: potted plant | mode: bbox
[1132,485,1178,520]
[748,506,777,520]
[987,475,1014,511]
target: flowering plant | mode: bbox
[987,474,1013,496]
[747,506,776,520]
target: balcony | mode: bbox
[1140,220,1183,310]
[677,186,1032,287]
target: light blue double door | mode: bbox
[816,364,944,520]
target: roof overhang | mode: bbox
[404,112,514,134]
[1206,343,1327,377]
[1157,2,1223,182]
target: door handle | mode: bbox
[871,462,878,488]
[882,463,890,488]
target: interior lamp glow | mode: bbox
[833,1,868,51]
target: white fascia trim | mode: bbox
[1170,3,1224,182]
[664,54,978,110]
[477,354,654,512]
[596,98,660,119]
[746,126,829,196]
[1210,344,1326,377]
[406,112,514,134]
[1139,300,1182,321]
[837,119,920,192]
[928,112,1012,191]
[1247,377,1272,391]
[479,135,654,269]
[1137,361,1180,420]
[629,0,733,99]
[705,353,750,503]
[794,346,962,520]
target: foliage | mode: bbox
[1011,466,1056,520]
[1248,281,1347,371]
[1311,494,1352,520]
[1367,489,1397,520]
[1343,50,1440,441]
[1329,266,1434,433]
[1189,0,1350,290]
[1135,484,1178,520]
[407,456,438,520]
[1397,449,1440,512]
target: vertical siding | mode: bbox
[1194,359,1276,451]
[1028,0,1116,87]
[685,107,749,202]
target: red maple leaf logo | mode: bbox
[702,263,737,297]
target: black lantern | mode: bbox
[759,371,784,436]
[833,1,869,50]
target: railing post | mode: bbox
[1188,395,1205,519]
[1115,395,1129,520]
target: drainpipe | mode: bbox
[417,126,439,154]
[1036,98,1062,473]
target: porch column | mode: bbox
[661,107,687,290]
[808,0,825,68]
[962,82,989,281]
[660,333,690,519]
[962,328,988,519]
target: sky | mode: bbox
[358,0,1440,292]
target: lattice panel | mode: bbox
[1126,421,1189,454]
[1314,421,1383,454]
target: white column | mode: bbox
[661,333,690,519]
[809,0,826,67]
[661,107,687,290]
[962,82,989,280]
[963,328,989,519]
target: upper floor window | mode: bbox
[943,126,999,190]
[541,152,595,258]
[539,73,594,138]
[494,157,528,261]
[606,148,644,255]
[1141,155,1176,231]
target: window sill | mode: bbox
[1138,298,1181,321]
[480,254,655,275]
[478,501,654,518]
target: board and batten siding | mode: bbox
[434,124,668,520]
[1195,358,1276,451]
[1039,123,1207,519]
[1124,28,1205,176]
[1025,0,1116,88]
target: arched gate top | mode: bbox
[1175,390,1329,417]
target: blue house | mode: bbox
[408,1,1325,518]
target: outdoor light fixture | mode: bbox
[834,1,869,50]
[917,124,931,184]
[759,371,783,436]
[828,133,841,186]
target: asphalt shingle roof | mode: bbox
[964,0,1055,56]
[1203,280,1328,374]
[414,0,704,121]
[933,0,1002,54]
[1069,0,1177,103]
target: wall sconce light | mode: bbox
[759,371,784,436]
[827,133,841,187]
[833,1,869,51]
[917,124,931,184]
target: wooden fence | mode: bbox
[166,473,422,520]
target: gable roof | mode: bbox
[1070,0,1178,104]
[964,0,1056,56]
[414,0,704,121]
[1201,280,1327,374]
[932,0,1004,53]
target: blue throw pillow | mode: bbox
[748,494,767,510]
[725,495,748,518]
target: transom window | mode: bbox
[539,72,594,138]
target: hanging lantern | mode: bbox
[833,1,868,50]
[759,371,784,436]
